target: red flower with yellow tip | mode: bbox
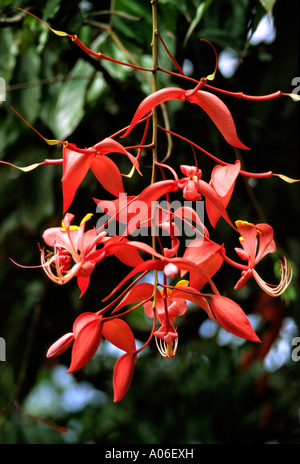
[234,220,292,296]
[41,213,103,296]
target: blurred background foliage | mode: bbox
[0,0,299,444]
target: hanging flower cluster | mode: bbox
[4,7,298,402]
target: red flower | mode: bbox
[62,138,139,212]
[47,311,137,401]
[144,280,190,358]
[41,213,143,296]
[122,86,249,150]
[234,220,292,296]
[112,277,260,359]
[177,165,235,228]
[41,213,103,296]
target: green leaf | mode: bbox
[42,0,62,21]
[21,164,55,229]
[183,0,215,46]
[42,58,94,141]
[258,0,277,13]
[14,48,42,125]
[0,28,19,84]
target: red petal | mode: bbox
[255,223,276,264]
[91,156,124,197]
[94,196,136,224]
[181,239,224,289]
[73,312,101,337]
[121,180,179,235]
[113,282,159,313]
[113,352,137,402]
[102,238,164,263]
[206,161,240,227]
[62,146,92,212]
[170,286,213,318]
[68,316,103,372]
[210,161,241,199]
[102,318,136,352]
[166,257,211,291]
[103,259,165,302]
[236,221,258,268]
[173,205,209,237]
[197,179,234,228]
[94,137,140,173]
[77,274,91,297]
[209,295,261,342]
[122,87,186,138]
[102,236,144,267]
[186,90,249,150]
[235,247,250,262]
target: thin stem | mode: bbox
[151,0,159,185]
[151,0,159,309]
[218,249,249,271]
[158,125,273,179]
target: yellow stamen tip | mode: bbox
[175,279,189,288]
[80,213,93,225]
[235,220,255,228]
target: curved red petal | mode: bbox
[91,156,124,196]
[102,318,136,352]
[122,87,186,138]
[181,239,224,289]
[235,221,258,268]
[113,282,158,313]
[255,223,276,264]
[102,259,165,302]
[102,236,144,267]
[170,286,213,317]
[197,179,234,228]
[186,90,249,150]
[73,312,102,337]
[206,161,241,227]
[209,295,261,342]
[68,317,103,372]
[113,352,137,402]
[211,161,241,199]
[62,146,92,212]
[77,275,91,297]
[94,137,140,173]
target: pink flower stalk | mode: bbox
[234,220,292,296]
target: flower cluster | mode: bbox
[4,7,297,402]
